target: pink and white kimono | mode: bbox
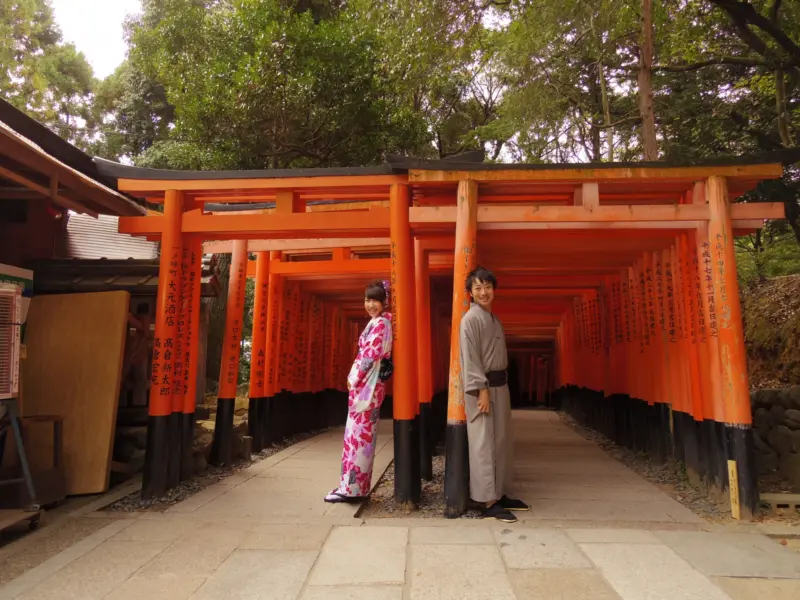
[333,312,392,498]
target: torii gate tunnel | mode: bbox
[108,156,785,519]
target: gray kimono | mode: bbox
[459,303,513,503]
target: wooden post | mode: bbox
[695,184,728,496]
[248,251,269,452]
[181,235,203,480]
[209,239,248,466]
[142,189,182,499]
[263,252,282,444]
[415,239,434,481]
[390,183,421,509]
[707,175,758,518]
[444,180,478,518]
[167,225,188,489]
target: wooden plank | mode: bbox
[730,202,785,219]
[20,292,129,495]
[0,165,98,217]
[408,164,783,183]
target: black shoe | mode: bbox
[482,503,517,523]
[499,495,530,512]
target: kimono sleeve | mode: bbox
[459,312,488,396]
[350,319,387,391]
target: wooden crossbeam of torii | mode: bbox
[118,203,784,240]
[245,255,389,278]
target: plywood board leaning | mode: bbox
[20,291,129,495]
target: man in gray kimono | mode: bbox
[460,267,529,522]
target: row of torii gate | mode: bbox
[106,155,785,519]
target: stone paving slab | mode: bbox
[135,526,246,578]
[514,498,697,523]
[300,585,403,600]
[7,412,800,600]
[655,531,800,579]
[493,526,592,569]
[190,550,318,600]
[104,573,206,600]
[0,519,135,600]
[16,540,169,600]
[409,543,516,600]
[308,526,407,586]
[713,576,800,600]
[410,525,494,545]
[239,523,332,551]
[565,528,662,544]
[507,568,623,600]
[580,543,733,600]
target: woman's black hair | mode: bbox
[465,266,498,294]
[365,280,387,304]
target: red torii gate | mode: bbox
[105,155,785,519]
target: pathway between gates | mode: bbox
[2,412,799,600]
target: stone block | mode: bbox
[754,408,770,439]
[784,408,800,430]
[769,405,787,428]
[756,450,780,475]
[751,389,777,409]
[768,425,795,456]
[779,453,800,488]
[788,386,800,410]
[753,431,773,454]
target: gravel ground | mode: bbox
[558,412,800,526]
[558,412,733,522]
[0,516,116,585]
[104,428,330,512]
[360,454,483,519]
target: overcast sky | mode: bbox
[51,0,142,79]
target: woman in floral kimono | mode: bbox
[324,281,393,503]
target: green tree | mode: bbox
[88,61,175,161]
[0,0,97,146]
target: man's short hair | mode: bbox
[465,267,498,294]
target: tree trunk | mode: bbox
[587,61,603,162]
[785,196,800,244]
[598,61,614,161]
[205,253,231,392]
[775,69,794,147]
[638,0,658,161]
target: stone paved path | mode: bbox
[2,411,799,600]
